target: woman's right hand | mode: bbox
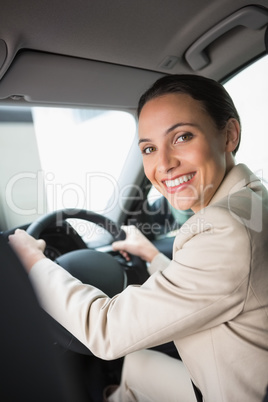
[9,229,46,273]
[112,225,159,263]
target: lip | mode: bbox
[162,172,196,193]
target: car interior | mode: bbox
[0,1,268,401]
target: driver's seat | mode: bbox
[0,234,89,402]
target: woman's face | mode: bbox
[138,93,235,213]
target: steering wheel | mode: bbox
[27,208,149,354]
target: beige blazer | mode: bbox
[30,164,268,402]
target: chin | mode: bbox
[169,199,194,212]
[167,192,195,210]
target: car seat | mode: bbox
[0,234,89,402]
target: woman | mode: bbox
[9,75,268,402]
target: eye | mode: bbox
[175,133,193,143]
[143,146,156,155]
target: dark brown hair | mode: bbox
[138,74,241,155]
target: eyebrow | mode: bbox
[138,122,199,145]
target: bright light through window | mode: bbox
[33,108,136,213]
[224,55,268,187]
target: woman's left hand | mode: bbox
[112,225,159,263]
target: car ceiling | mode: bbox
[0,0,267,108]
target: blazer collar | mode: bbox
[208,164,259,206]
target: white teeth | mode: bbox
[165,173,194,188]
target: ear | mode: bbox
[225,118,240,153]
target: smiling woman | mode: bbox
[9,74,268,402]
[1,1,268,402]
[138,75,240,212]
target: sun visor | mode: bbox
[0,50,163,108]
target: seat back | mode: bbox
[0,235,89,402]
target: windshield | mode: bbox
[0,107,136,231]
[33,108,136,213]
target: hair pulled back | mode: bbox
[138,74,241,155]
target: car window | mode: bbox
[224,54,268,187]
[0,107,136,231]
[32,108,136,212]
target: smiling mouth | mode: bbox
[165,173,195,188]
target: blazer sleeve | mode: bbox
[29,205,251,360]
[148,252,170,275]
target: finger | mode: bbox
[121,225,137,235]
[15,228,23,234]
[9,229,24,243]
[37,239,46,252]
[120,250,130,261]
[112,240,126,251]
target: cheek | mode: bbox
[186,146,207,166]
[193,141,222,168]
[143,159,162,190]
[143,159,153,180]
[198,145,226,185]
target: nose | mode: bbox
[157,146,179,174]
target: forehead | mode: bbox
[138,93,207,135]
